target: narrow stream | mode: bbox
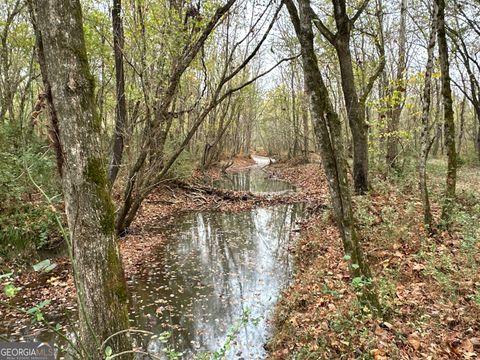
[130,204,303,359]
[213,155,294,194]
[129,157,303,359]
[213,170,294,193]
[3,157,303,359]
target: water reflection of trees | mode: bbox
[214,169,293,192]
[131,204,304,357]
[254,204,304,263]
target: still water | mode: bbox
[212,155,295,194]
[3,159,303,359]
[130,204,303,359]
[212,171,295,193]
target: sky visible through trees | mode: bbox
[0,0,479,358]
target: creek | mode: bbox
[130,156,304,359]
[4,157,304,360]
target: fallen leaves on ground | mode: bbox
[267,162,480,360]
[0,156,324,337]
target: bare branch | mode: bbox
[351,0,371,24]
[359,56,385,104]
[308,6,336,44]
[221,1,284,86]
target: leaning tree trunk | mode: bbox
[30,0,132,357]
[436,0,457,225]
[285,0,380,311]
[419,5,437,233]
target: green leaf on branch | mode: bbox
[159,331,172,343]
[26,299,51,323]
[104,346,113,359]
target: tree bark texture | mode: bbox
[436,0,457,224]
[419,5,437,233]
[311,0,378,194]
[386,0,407,169]
[285,0,380,311]
[31,0,132,357]
[333,14,369,193]
[108,0,127,187]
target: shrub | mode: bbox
[0,126,62,263]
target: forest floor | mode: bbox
[0,155,324,336]
[1,156,479,360]
[267,159,480,360]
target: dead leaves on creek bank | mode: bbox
[0,159,324,335]
[268,162,480,360]
[2,159,479,360]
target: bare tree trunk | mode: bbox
[419,5,437,233]
[286,0,380,311]
[432,119,442,156]
[108,0,128,187]
[431,78,441,157]
[472,106,480,162]
[290,64,300,158]
[30,0,132,357]
[477,119,480,161]
[302,88,309,160]
[386,0,407,169]
[335,36,370,193]
[310,0,382,193]
[0,0,23,124]
[436,0,457,225]
[457,97,466,156]
[308,0,386,192]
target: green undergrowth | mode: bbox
[0,125,62,265]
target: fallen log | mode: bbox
[172,180,258,201]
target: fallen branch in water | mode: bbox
[172,180,258,201]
